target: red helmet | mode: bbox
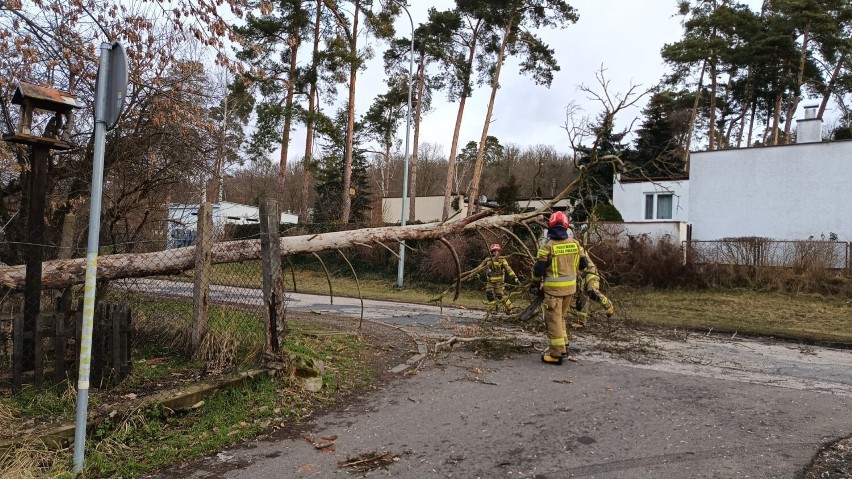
[489,243,501,253]
[548,211,569,228]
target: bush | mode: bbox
[594,203,623,222]
[587,233,852,296]
[590,233,699,289]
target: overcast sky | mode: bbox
[276,0,774,165]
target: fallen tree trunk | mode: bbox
[0,211,539,292]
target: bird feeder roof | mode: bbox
[11,82,80,113]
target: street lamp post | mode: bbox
[396,3,414,290]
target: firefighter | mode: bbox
[478,243,520,314]
[570,254,615,329]
[530,211,583,365]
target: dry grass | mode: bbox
[194,327,263,371]
[0,400,15,424]
[0,442,69,479]
[625,288,852,344]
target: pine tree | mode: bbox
[631,90,693,176]
[569,113,630,223]
[466,0,578,215]
[313,109,372,223]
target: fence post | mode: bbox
[191,202,212,353]
[34,313,43,385]
[54,306,66,389]
[259,198,283,355]
[112,304,121,382]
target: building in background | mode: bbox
[167,201,298,248]
[612,174,690,243]
[381,195,468,223]
[611,108,851,244]
[689,111,850,241]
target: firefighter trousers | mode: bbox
[543,292,572,356]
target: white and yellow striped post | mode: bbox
[72,42,111,474]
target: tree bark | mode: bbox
[191,202,212,352]
[736,67,755,148]
[259,199,284,355]
[817,53,845,120]
[211,93,229,204]
[783,24,810,143]
[409,57,425,223]
[341,0,360,224]
[468,19,513,216]
[746,98,757,147]
[0,211,538,292]
[300,0,323,224]
[770,93,783,145]
[278,31,301,206]
[441,19,481,221]
[708,47,717,149]
[683,59,706,172]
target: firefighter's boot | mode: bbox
[541,353,563,365]
[504,298,514,314]
[569,307,588,329]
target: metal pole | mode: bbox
[73,41,111,474]
[396,4,414,290]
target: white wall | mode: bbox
[690,141,852,241]
[587,222,688,245]
[612,176,689,223]
[382,196,467,223]
[620,222,689,243]
[168,201,298,248]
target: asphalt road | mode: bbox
[134,279,852,478]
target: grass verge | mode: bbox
[623,288,852,344]
[1,318,386,478]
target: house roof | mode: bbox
[618,175,689,183]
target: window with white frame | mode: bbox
[644,193,674,220]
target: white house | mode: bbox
[612,174,690,242]
[168,201,298,248]
[382,195,468,223]
[610,109,852,244]
[689,116,851,242]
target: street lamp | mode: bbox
[396,2,414,290]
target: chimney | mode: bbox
[796,105,822,143]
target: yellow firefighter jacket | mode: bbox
[533,238,582,296]
[483,256,517,283]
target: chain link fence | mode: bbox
[1,201,291,391]
[685,238,850,273]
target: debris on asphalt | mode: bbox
[337,450,408,474]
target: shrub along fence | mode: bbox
[584,231,852,294]
[685,238,849,271]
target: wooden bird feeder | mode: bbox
[2,81,80,150]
